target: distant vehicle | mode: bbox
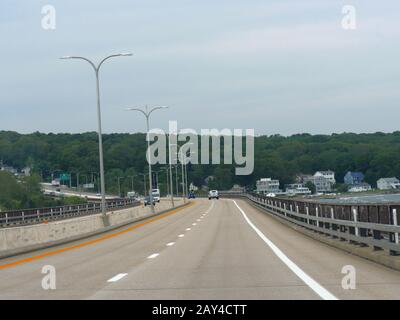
[152,188,160,202]
[127,191,137,199]
[143,196,156,206]
[208,190,219,200]
[266,193,276,197]
[51,179,60,187]
[188,192,196,199]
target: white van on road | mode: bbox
[152,188,161,202]
[208,190,219,200]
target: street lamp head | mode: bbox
[60,56,73,59]
[119,52,133,56]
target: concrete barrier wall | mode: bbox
[0,198,185,259]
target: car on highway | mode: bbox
[188,192,196,199]
[208,190,219,200]
[143,196,156,206]
[152,188,161,202]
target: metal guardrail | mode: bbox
[0,199,140,227]
[244,193,400,255]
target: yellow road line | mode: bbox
[0,201,195,270]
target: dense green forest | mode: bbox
[1,131,400,198]
[0,171,85,211]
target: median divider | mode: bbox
[0,198,190,260]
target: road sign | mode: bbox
[83,183,95,189]
[59,173,70,182]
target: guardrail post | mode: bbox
[350,208,359,244]
[315,207,319,228]
[37,209,40,221]
[22,211,25,222]
[390,209,399,256]
[330,208,337,236]
[283,203,287,217]
[5,212,8,225]
[306,206,309,225]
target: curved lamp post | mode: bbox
[60,53,132,220]
[126,106,168,212]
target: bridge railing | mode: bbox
[0,199,140,227]
[228,192,400,256]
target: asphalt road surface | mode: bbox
[0,198,400,300]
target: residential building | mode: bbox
[377,177,400,190]
[344,171,364,185]
[285,183,311,195]
[21,166,31,177]
[348,183,372,193]
[314,170,335,184]
[189,183,198,191]
[256,178,281,194]
[231,184,245,193]
[302,175,332,193]
[0,164,17,175]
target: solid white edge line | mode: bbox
[147,253,159,259]
[107,273,128,282]
[232,200,338,301]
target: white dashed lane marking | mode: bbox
[107,273,128,282]
[147,253,159,259]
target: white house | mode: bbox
[256,178,281,194]
[314,170,336,184]
[377,177,400,190]
[285,183,311,195]
[348,183,372,193]
[302,175,332,193]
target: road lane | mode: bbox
[0,200,207,299]
[1,198,400,299]
[89,198,320,299]
[230,199,400,300]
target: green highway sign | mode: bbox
[59,173,70,181]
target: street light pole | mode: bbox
[60,53,132,222]
[175,165,179,199]
[168,139,175,207]
[126,106,168,212]
[138,173,147,196]
[117,176,123,198]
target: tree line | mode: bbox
[1,130,400,199]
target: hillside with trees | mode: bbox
[1,131,400,197]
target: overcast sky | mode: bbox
[1,1,400,135]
